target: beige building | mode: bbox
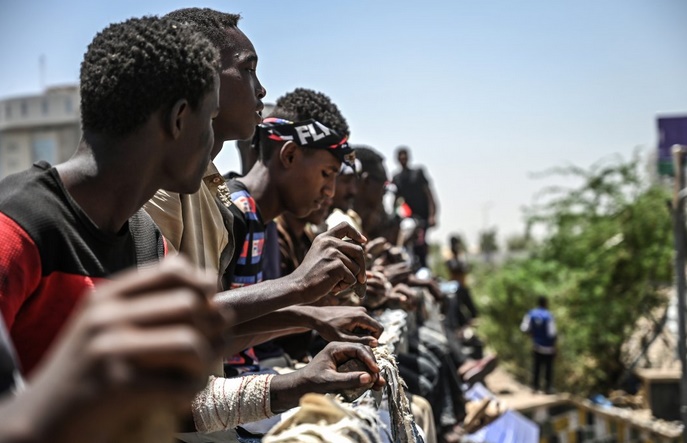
[0,86,81,178]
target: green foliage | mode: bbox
[479,228,499,262]
[505,234,533,252]
[429,242,450,280]
[474,154,673,394]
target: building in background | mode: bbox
[0,86,80,178]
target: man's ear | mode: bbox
[278,141,299,169]
[166,98,189,139]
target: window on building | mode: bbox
[42,99,49,115]
[65,97,73,113]
[32,137,57,164]
[5,103,11,119]
[20,101,28,117]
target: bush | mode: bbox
[473,155,673,394]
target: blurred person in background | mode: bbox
[392,146,438,268]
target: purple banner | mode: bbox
[658,115,687,176]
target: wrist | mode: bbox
[269,372,304,413]
[283,271,313,305]
[287,305,318,330]
[302,306,322,330]
[2,387,67,443]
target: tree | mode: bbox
[474,153,673,394]
[479,228,499,263]
[505,234,531,252]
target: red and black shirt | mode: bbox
[0,162,165,374]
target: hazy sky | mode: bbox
[1,0,685,248]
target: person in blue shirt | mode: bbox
[521,296,557,394]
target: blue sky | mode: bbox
[1,0,685,249]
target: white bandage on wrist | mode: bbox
[192,374,276,433]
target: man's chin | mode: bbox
[297,205,319,218]
[164,174,205,195]
[240,124,258,142]
[163,185,201,196]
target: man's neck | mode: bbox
[355,204,374,228]
[282,212,307,238]
[55,137,163,234]
[239,162,282,223]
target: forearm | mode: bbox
[225,329,306,355]
[192,374,277,433]
[193,367,319,428]
[0,393,43,443]
[214,276,308,324]
[0,377,88,443]
[407,275,431,288]
[231,306,315,336]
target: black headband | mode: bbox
[252,117,355,166]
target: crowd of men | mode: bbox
[0,8,498,443]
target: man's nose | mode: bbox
[324,179,336,198]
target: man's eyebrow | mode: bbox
[236,52,258,64]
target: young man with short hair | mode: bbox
[144,11,377,356]
[137,10,384,437]
[0,15,221,375]
[143,8,266,288]
[224,87,358,289]
[223,88,372,367]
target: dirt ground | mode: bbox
[482,366,561,411]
